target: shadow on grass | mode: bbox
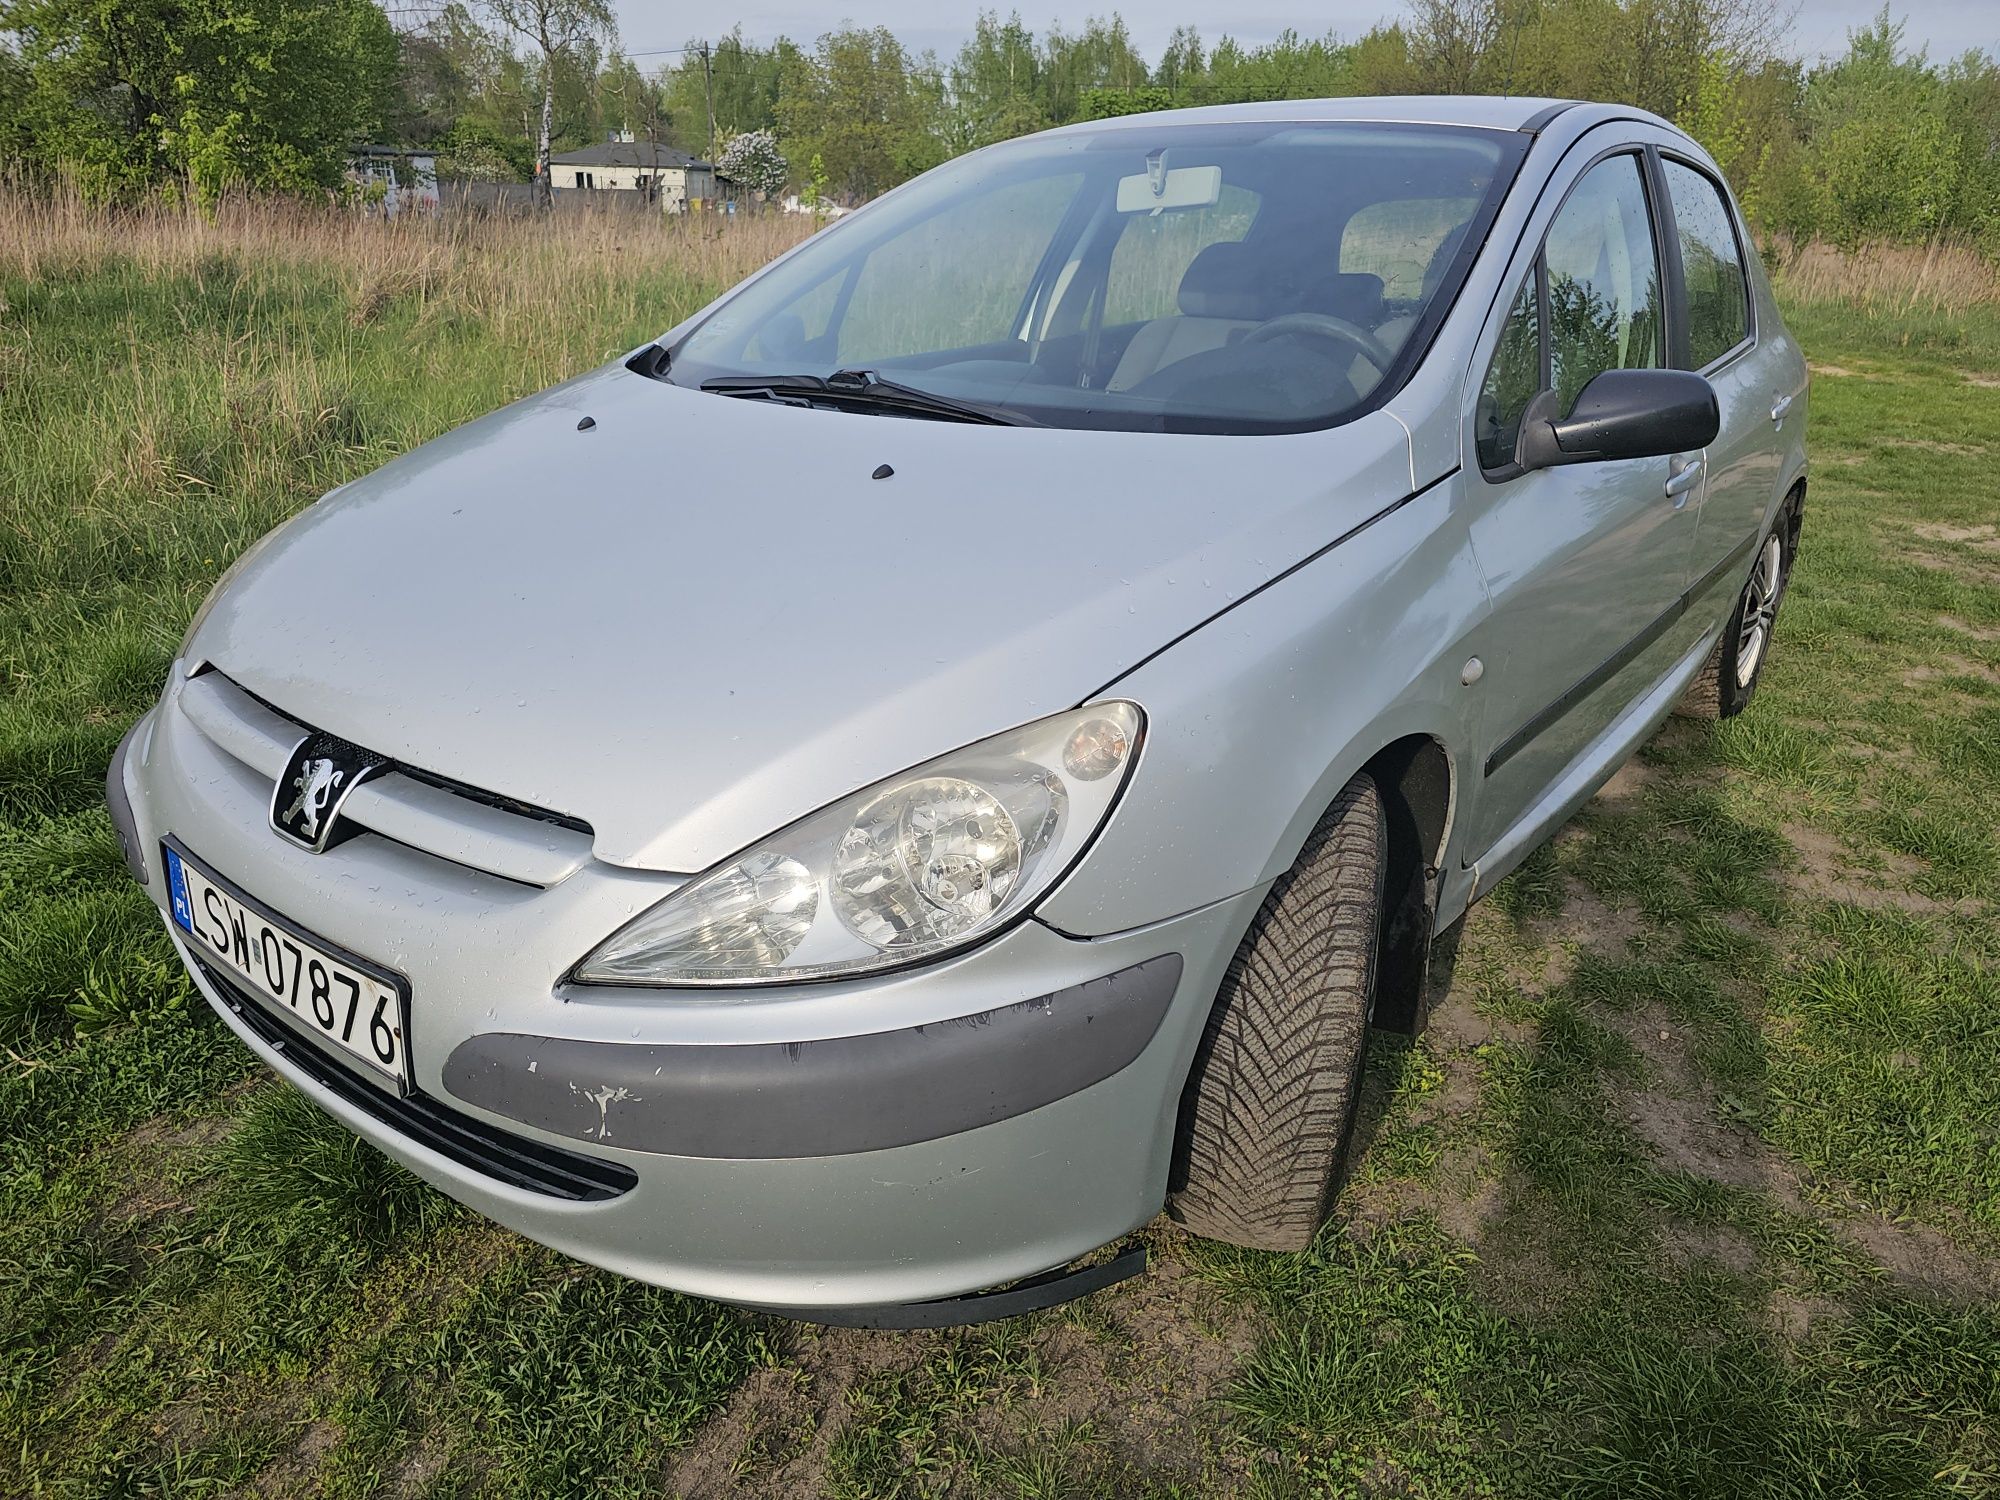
[1193,983,1995,1497]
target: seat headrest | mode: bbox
[1177,242,1269,320]
[1178,244,1387,326]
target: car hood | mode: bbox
[193,362,1414,871]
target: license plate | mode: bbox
[164,841,410,1091]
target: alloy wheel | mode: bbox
[1735,533,1784,688]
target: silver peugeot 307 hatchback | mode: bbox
[109,96,1805,1319]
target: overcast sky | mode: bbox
[606,2,1997,68]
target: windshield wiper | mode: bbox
[700,368,1036,427]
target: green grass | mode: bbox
[1,217,1995,1496]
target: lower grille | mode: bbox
[188,952,637,1203]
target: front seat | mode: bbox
[1109,243,1388,393]
[1107,242,1268,392]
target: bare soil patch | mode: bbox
[383,1436,454,1500]
[1550,883,1646,961]
[1766,1290,1843,1341]
[1912,521,2000,547]
[1595,756,1655,808]
[99,1105,241,1225]
[1779,820,1966,916]
[1938,614,2000,643]
[663,1324,909,1497]
[1347,982,1513,1245]
[1427,983,1538,1054]
[1662,1222,1759,1275]
[246,1418,342,1498]
[663,1239,1257,1498]
[1616,1007,1998,1301]
[1883,438,1988,457]
[1912,550,2000,588]
[1901,655,2000,688]
[1841,1212,2000,1298]
[1351,1151,1507,1249]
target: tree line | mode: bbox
[2,1,1996,252]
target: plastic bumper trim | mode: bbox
[441,953,1183,1158]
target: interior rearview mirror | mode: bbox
[1116,163,1223,214]
[1515,368,1720,473]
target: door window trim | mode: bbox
[1655,148,1757,376]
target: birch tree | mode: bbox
[483,0,614,208]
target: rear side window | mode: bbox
[1662,159,1751,368]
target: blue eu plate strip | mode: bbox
[164,845,195,936]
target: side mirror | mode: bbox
[1516,368,1720,472]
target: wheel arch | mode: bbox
[1164,733,1455,1203]
[1781,473,1806,554]
[1359,733,1455,1035]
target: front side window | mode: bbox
[1662,159,1750,369]
[667,122,1526,435]
[1544,153,1664,415]
[1473,152,1669,474]
[1475,275,1541,471]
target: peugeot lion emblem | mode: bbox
[271,733,388,852]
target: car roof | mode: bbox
[1042,95,1664,137]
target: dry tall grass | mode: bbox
[1769,237,2000,313]
[1,187,814,279]
[0,189,814,353]
[11,190,1998,324]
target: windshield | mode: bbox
[669,121,1525,435]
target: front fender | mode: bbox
[1037,472,1490,938]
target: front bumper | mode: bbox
[116,692,1260,1308]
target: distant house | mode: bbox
[549,136,719,213]
[346,147,438,217]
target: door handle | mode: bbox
[1665,457,1704,500]
[1770,393,1794,426]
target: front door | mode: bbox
[1460,147,1701,859]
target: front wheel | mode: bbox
[1169,775,1385,1252]
[1676,517,1793,720]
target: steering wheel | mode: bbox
[1242,312,1396,373]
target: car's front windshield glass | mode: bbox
[668,120,1523,435]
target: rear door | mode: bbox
[1459,140,1701,859]
[1656,154,1783,600]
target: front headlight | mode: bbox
[573,702,1143,988]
